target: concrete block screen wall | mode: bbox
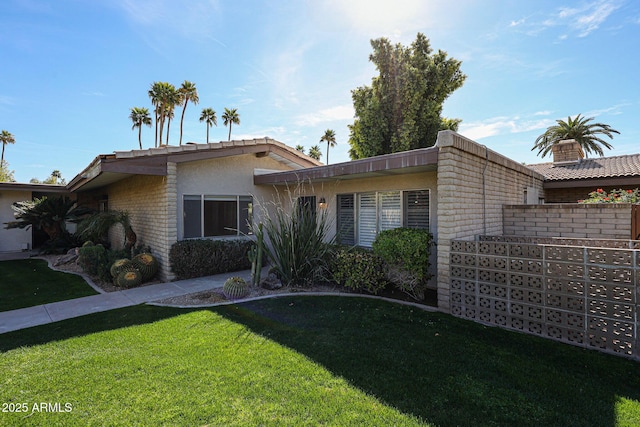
[435,131,546,311]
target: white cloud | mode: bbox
[459,115,553,140]
[295,105,354,127]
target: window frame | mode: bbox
[182,194,253,239]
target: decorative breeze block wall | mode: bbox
[450,236,639,360]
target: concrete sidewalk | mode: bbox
[0,269,254,334]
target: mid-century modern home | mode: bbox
[2,132,640,312]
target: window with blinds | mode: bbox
[337,189,430,247]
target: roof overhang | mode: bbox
[0,182,69,194]
[544,176,640,189]
[254,147,438,185]
[68,139,320,192]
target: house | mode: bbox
[3,132,640,312]
[528,140,640,202]
[0,182,69,253]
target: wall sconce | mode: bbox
[318,197,327,209]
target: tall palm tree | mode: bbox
[533,114,620,158]
[1,130,16,165]
[308,145,322,161]
[295,144,305,154]
[199,108,217,143]
[178,81,199,145]
[163,85,180,146]
[148,82,163,147]
[320,129,337,164]
[129,107,152,149]
[222,107,240,141]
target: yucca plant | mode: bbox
[75,210,137,250]
[253,187,335,287]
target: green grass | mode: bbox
[0,259,98,312]
[0,297,639,426]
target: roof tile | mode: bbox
[528,153,640,181]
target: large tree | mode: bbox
[178,81,199,146]
[129,107,152,149]
[148,82,177,147]
[222,107,240,141]
[348,33,466,159]
[199,108,217,143]
[320,129,337,164]
[1,130,15,165]
[0,160,15,182]
[532,114,619,158]
[308,145,322,161]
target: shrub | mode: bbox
[372,228,435,300]
[579,188,640,203]
[169,239,252,280]
[253,195,335,287]
[331,246,386,294]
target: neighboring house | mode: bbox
[4,133,640,312]
[528,140,640,203]
[0,182,69,253]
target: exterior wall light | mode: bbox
[319,197,327,209]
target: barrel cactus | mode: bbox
[223,277,249,300]
[116,269,142,288]
[110,258,135,279]
[132,253,158,282]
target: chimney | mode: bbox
[552,139,584,163]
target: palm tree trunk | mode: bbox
[138,125,142,150]
[1,143,5,165]
[154,110,159,148]
[179,102,188,145]
[326,142,329,164]
[166,117,171,145]
[228,123,232,141]
[206,125,210,144]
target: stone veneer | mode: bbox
[435,131,546,312]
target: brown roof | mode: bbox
[528,153,640,181]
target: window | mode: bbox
[337,189,430,247]
[296,196,316,219]
[183,195,252,238]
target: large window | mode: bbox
[183,195,252,238]
[337,190,430,247]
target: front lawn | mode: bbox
[0,297,638,426]
[0,259,98,312]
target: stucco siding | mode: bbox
[0,190,32,253]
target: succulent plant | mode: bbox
[110,258,135,279]
[116,269,142,288]
[132,253,158,282]
[223,276,249,300]
[82,240,94,247]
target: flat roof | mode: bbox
[0,182,69,193]
[254,147,438,185]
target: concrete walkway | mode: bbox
[0,269,255,335]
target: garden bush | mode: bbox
[78,245,130,282]
[169,239,252,280]
[331,246,386,294]
[372,228,435,300]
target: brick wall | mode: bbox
[106,168,176,281]
[436,131,546,312]
[503,204,632,240]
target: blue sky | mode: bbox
[1,0,639,183]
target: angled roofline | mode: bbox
[0,182,69,194]
[68,138,321,192]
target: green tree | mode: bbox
[178,81,199,146]
[148,82,162,147]
[294,144,305,154]
[148,82,177,147]
[222,107,240,141]
[164,85,180,146]
[129,107,152,149]
[0,160,15,182]
[348,33,466,159]
[44,170,65,185]
[440,117,462,132]
[532,114,620,158]
[5,196,92,241]
[308,145,322,161]
[199,108,218,143]
[1,130,15,165]
[320,129,337,164]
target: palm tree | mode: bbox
[533,114,620,158]
[308,145,322,161]
[148,82,162,147]
[295,144,305,154]
[320,129,337,164]
[163,85,180,145]
[1,130,16,165]
[129,107,152,149]
[199,108,217,143]
[222,107,240,141]
[178,81,199,145]
[148,82,177,146]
